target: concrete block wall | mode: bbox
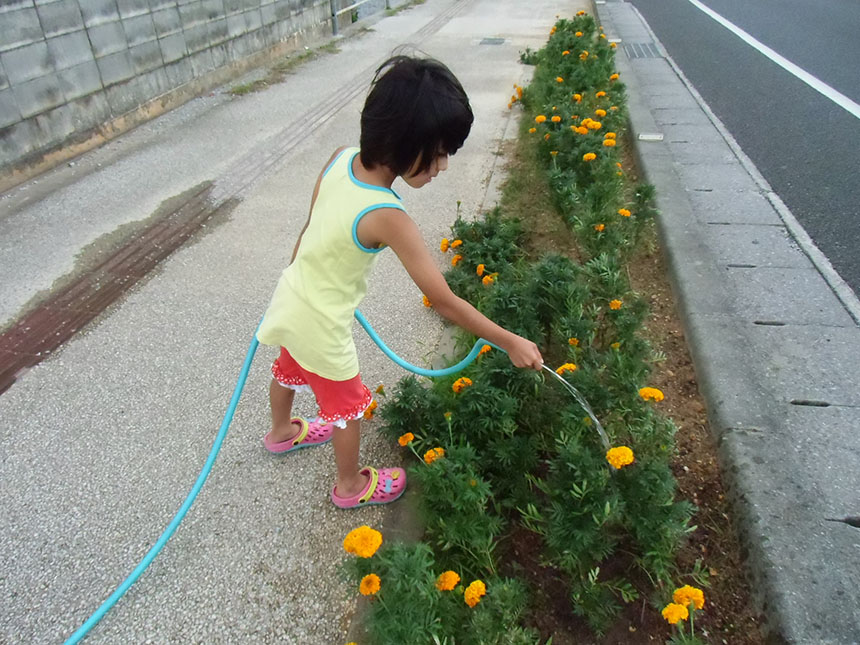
[0,0,354,188]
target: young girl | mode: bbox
[257,55,543,509]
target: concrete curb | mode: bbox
[596,1,860,643]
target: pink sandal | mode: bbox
[263,417,334,454]
[331,466,407,508]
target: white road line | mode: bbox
[686,0,860,120]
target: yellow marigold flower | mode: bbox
[600,33,607,39]
[398,432,414,446]
[610,73,620,81]
[562,50,570,56]
[452,377,473,393]
[476,263,485,276]
[606,445,634,468]
[577,10,586,15]
[535,114,547,123]
[436,571,460,591]
[583,152,596,162]
[610,42,617,49]
[575,31,583,37]
[579,51,589,60]
[673,585,705,610]
[343,526,383,558]
[451,254,463,266]
[594,223,605,232]
[555,362,577,375]
[596,91,607,98]
[444,411,452,420]
[595,109,607,117]
[603,139,616,147]
[482,274,495,286]
[544,133,551,141]
[550,150,559,157]
[609,299,622,310]
[528,127,536,134]
[556,76,564,83]
[618,208,631,217]
[450,239,462,249]
[424,447,445,464]
[639,386,665,402]
[550,26,556,35]
[662,603,689,625]
[363,399,378,419]
[464,580,487,608]
[422,294,432,308]
[571,114,579,120]
[552,105,557,111]
[573,93,582,102]
[551,115,561,123]
[610,341,621,349]
[440,238,449,252]
[576,126,589,135]
[568,337,579,346]
[587,120,602,130]
[605,132,616,139]
[360,573,381,596]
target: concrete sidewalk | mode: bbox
[595,1,860,643]
[0,0,579,642]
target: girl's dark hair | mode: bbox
[360,55,473,176]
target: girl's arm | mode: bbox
[289,147,349,263]
[359,208,544,369]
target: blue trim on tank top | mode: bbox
[353,203,405,253]
[348,151,402,200]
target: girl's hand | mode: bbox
[505,335,543,370]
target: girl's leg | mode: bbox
[268,379,302,443]
[332,418,369,497]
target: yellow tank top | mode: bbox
[257,148,404,380]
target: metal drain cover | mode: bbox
[623,42,662,58]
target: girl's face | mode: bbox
[402,153,449,188]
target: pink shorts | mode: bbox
[271,347,372,428]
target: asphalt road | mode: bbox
[630,0,860,297]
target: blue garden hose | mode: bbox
[65,311,492,643]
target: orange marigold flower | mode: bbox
[568,337,579,346]
[452,377,473,393]
[482,274,495,286]
[422,294,432,308]
[594,223,605,232]
[476,263,485,276]
[550,150,558,157]
[363,399,378,419]
[603,139,616,147]
[551,115,561,123]
[562,50,570,56]
[556,76,564,83]
[610,341,621,349]
[478,344,492,356]
[440,238,449,252]
[451,254,463,266]
[450,239,463,249]
[343,526,383,558]
[596,91,606,98]
[609,299,622,310]
[639,386,665,402]
[436,571,461,591]
[579,51,589,60]
[618,208,631,217]
[576,126,589,135]
[577,9,586,15]
[673,585,705,610]
[610,42,618,49]
[535,115,547,123]
[573,93,582,102]
[464,580,487,608]
[424,447,445,464]
[662,603,689,625]
[360,573,381,596]
[605,132,616,139]
[528,127,537,134]
[583,152,596,162]
[610,73,620,81]
[516,85,523,98]
[600,33,607,39]
[575,31,583,37]
[398,432,415,446]
[544,133,551,141]
[595,108,607,117]
[587,120,602,130]
[550,26,556,35]
[555,362,577,375]
[606,446,634,469]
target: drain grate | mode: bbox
[479,37,506,45]
[623,42,662,59]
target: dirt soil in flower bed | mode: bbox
[493,129,765,644]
